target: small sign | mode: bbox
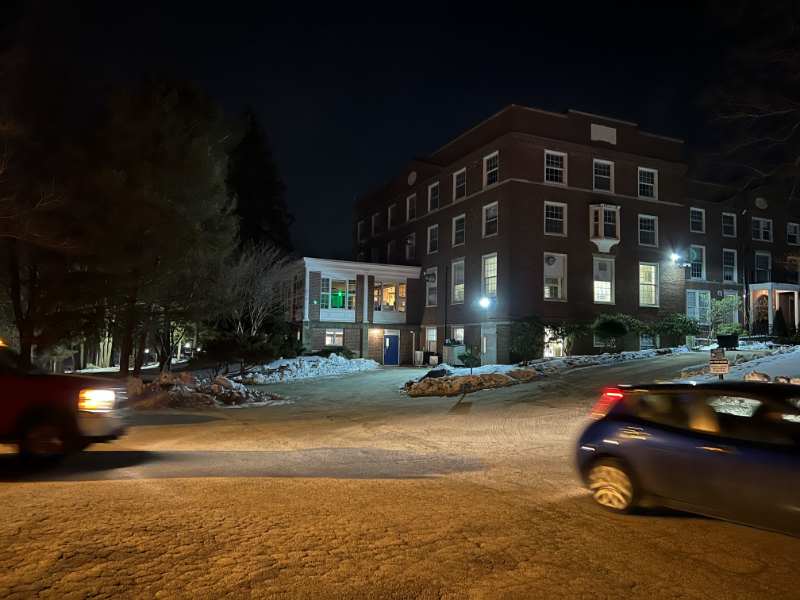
[709,359,729,374]
[710,348,726,360]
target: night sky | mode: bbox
[7,1,738,259]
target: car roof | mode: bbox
[618,381,800,405]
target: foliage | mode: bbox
[773,307,789,338]
[194,332,278,377]
[657,314,702,342]
[309,346,355,360]
[592,315,630,351]
[543,322,591,356]
[718,322,744,335]
[708,296,744,341]
[457,349,482,375]
[509,315,545,363]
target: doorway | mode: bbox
[383,330,400,366]
[481,332,497,365]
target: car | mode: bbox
[576,381,800,536]
[0,347,127,459]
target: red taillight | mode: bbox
[589,388,624,419]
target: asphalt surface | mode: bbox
[1,351,799,599]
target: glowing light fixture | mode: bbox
[670,253,680,262]
[479,297,491,308]
[79,389,116,412]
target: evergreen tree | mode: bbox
[228,108,294,252]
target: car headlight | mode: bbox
[79,389,116,412]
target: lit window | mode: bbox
[407,195,417,220]
[373,282,406,313]
[451,326,465,343]
[325,329,344,346]
[593,258,614,303]
[452,261,465,304]
[723,249,736,282]
[387,240,396,264]
[426,327,437,352]
[690,208,705,233]
[722,213,736,237]
[426,268,437,307]
[639,215,657,246]
[429,183,439,211]
[788,223,799,245]
[483,254,497,298]
[545,202,566,235]
[427,224,439,254]
[594,281,611,303]
[453,214,465,246]
[483,203,498,237]
[388,204,397,229]
[372,213,379,236]
[454,169,466,200]
[690,245,705,280]
[320,277,330,309]
[484,153,499,186]
[639,263,658,307]
[321,279,356,310]
[544,276,562,299]
[405,234,415,260]
[752,217,772,241]
[638,168,657,198]
[544,253,566,301]
[593,160,613,192]
[545,151,565,183]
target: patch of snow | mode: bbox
[703,346,800,382]
[236,354,380,384]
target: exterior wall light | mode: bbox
[670,253,680,262]
[479,297,491,308]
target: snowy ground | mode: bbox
[236,354,380,384]
[697,346,800,381]
[70,359,188,374]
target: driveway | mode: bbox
[1,351,798,599]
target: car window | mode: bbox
[707,396,761,417]
[702,395,795,445]
[634,394,688,429]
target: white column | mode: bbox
[303,267,310,322]
[768,290,774,330]
[362,275,369,323]
[794,291,799,331]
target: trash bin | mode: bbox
[716,334,739,349]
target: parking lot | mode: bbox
[1,351,799,599]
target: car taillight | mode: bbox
[589,388,624,419]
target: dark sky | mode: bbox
[9,0,738,259]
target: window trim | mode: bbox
[425,326,437,352]
[543,252,567,302]
[590,204,621,241]
[754,250,772,274]
[722,248,738,283]
[450,325,465,343]
[428,182,440,212]
[325,328,344,346]
[638,167,658,199]
[722,212,737,238]
[371,213,379,237]
[752,217,773,242]
[453,168,467,201]
[638,214,659,247]
[638,262,659,308]
[482,202,498,238]
[451,259,465,305]
[427,224,439,255]
[425,267,438,307]
[690,244,706,280]
[686,289,711,325]
[593,257,615,305]
[452,214,466,247]
[406,194,417,221]
[482,252,498,299]
[592,159,614,193]
[483,151,499,188]
[689,207,706,234]
[544,201,568,237]
[544,150,567,185]
[788,222,800,246]
[388,204,397,229]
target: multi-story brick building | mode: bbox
[349,104,800,363]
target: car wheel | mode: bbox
[18,421,70,459]
[587,458,636,513]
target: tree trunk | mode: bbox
[119,282,139,376]
[133,324,148,376]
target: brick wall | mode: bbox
[311,328,325,351]
[344,328,361,354]
[367,276,375,323]
[400,330,413,365]
[308,272,321,321]
[367,328,383,363]
[355,275,365,322]
[496,324,511,364]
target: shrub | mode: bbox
[658,314,701,343]
[773,308,789,338]
[718,322,744,335]
[194,332,279,376]
[592,315,630,351]
[309,346,355,360]
[543,322,592,356]
[509,315,545,363]
[457,349,482,374]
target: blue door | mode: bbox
[383,334,400,366]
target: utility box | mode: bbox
[717,334,739,350]
[442,343,466,366]
[414,350,425,367]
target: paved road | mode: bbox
[1,352,798,599]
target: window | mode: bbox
[722,212,736,237]
[752,217,772,241]
[639,334,657,350]
[427,224,439,254]
[639,263,659,307]
[723,291,739,323]
[543,253,566,301]
[638,215,658,246]
[483,202,498,237]
[388,204,397,229]
[545,151,566,184]
[593,160,613,192]
[405,234,415,260]
[638,168,657,198]
[690,245,705,280]
[452,260,465,304]
[454,169,466,200]
[593,258,614,304]
[387,240,396,264]
[452,214,465,246]
[428,183,440,211]
[723,249,737,283]
[690,208,705,233]
[371,247,379,263]
[484,152,499,186]
[590,205,620,240]
[545,202,566,235]
[325,329,344,346]
[426,327,437,353]
[321,279,356,310]
[372,213,379,236]
[755,252,771,281]
[320,277,330,309]
[373,282,406,313]
[482,254,497,298]
[426,268,437,307]
[451,326,465,343]
[687,290,710,324]
[357,221,365,242]
[406,195,417,221]
[594,334,607,348]
[789,223,799,245]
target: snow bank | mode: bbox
[680,345,800,382]
[235,354,380,384]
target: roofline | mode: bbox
[302,257,421,280]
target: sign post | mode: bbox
[709,348,729,380]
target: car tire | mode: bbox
[18,419,72,460]
[587,458,637,513]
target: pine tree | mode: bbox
[228,108,294,252]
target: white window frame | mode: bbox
[483,151,499,187]
[752,217,772,242]
[405,233,415,260]
[426,267,438,307]
[388,204,397,229]
[451,259,465,304]
[543,253,567,301]
[482,253,498,299]
[686,290,711,325]
[387,240,396,264]
[638,167,658,199]
[428,182,440,211]
[593,159,614,193]
[723,248,737,283]
[427,224,439,254]
[638,214,658,247]
[425,326,437,353]
[593,257,615,305]
[788,222,800,246]
[638,262,659,307]
[482,202,498,238]
[544,150,567,185]
[544,201,567,236]
[321,278,356,311]
[325,329,344,346]
[452,214,466,247]
[722,212,737,237]
[357,220,365,242]
[406,194,417,221]
[590,205,620,240]
[689,245,706,280]
[453,168,467,201]
[689,207,705,233]
[723,290,739,324]
[371,213,379,236]
[450,326,465,343]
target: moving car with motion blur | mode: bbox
[0,347,127,459]
[576,382,800,536]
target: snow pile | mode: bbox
[125,372,290,410]
[235,354,380,384]
[679,345,799,380]
[404,372,522,397]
